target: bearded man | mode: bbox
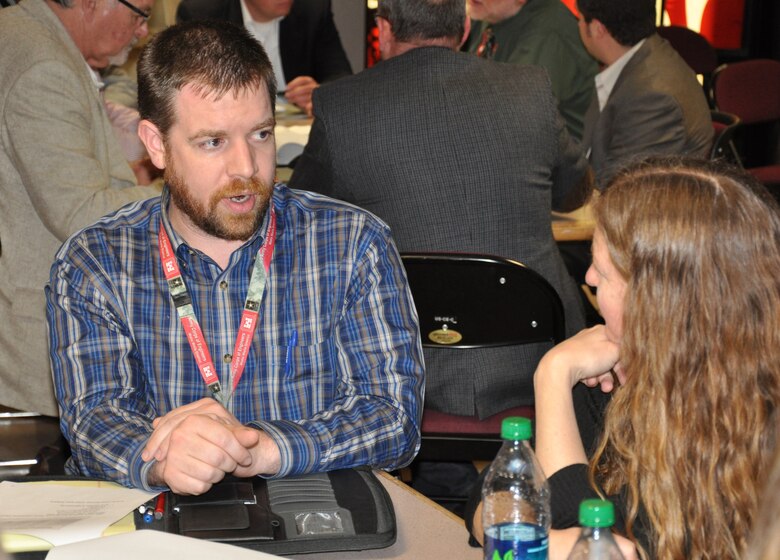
[45,20,424,495]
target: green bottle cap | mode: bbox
[500,417,532,440]
[579,499,615,527]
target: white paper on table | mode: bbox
[46,530,289,559]
[275,124,311,166]
[0,481,155,546]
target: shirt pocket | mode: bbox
[271,325,339,417]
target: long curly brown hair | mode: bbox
[589,158,780,559]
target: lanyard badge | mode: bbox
[158,208,277,406]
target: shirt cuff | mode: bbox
[128,443,167,492]
[249,419,321,478]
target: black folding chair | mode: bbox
[401,253,566,462]
[710,110,742,165]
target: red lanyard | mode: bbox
[158,209,277,406]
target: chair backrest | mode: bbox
[401,253,564,465]
[710,110,742,165]
[712,59,780,125]
[657,26,718,76]
[401,253,566,350]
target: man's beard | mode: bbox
[165,155,273,241]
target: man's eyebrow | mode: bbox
[187,118,277,142]
[257,117,277,129]
[188,129,225,143]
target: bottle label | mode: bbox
[484,522,548,560]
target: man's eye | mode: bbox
[200,138,223,149]
[254,129,273,141]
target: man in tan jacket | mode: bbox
[0,0,160,416]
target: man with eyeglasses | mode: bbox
[0,0,160,419]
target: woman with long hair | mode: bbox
[467,158,780,558]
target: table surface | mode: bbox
[551,203,595,242]
[4,471,480,560]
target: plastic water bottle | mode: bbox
[566,499,625,559]
[482,416,551,560]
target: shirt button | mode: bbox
[219,281,228,290]
[223,353,232,363]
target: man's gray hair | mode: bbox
[376,0,465,43]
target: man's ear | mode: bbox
[590,17,608,39]
[138,120,166,169]
[376,16,393,59]
[459,15,471,49]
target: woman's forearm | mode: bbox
[534,352,589,478]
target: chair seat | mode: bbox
[417,406,536,462]
[421,406,535,435]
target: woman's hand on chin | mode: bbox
[538,325,621,389]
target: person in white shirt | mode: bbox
[176,0,352,115]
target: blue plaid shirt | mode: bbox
[46,185,424,489]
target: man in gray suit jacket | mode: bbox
[290,0,592,419]
[577,0,712,189]
[0,0,160,416]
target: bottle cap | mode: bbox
[500,416,532,440]
[579,499,615,527]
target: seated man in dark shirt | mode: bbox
[464,0,598,140]
[176,0,352,114]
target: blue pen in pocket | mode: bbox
[284,329,298,376]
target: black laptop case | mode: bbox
[134,468,396,555]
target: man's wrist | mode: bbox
[128,439,166,491]
[141,459,169,491]
[244,427,282,477]
[246,419,315,478]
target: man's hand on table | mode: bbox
[284,75,318,116]
[143,398,281,494]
